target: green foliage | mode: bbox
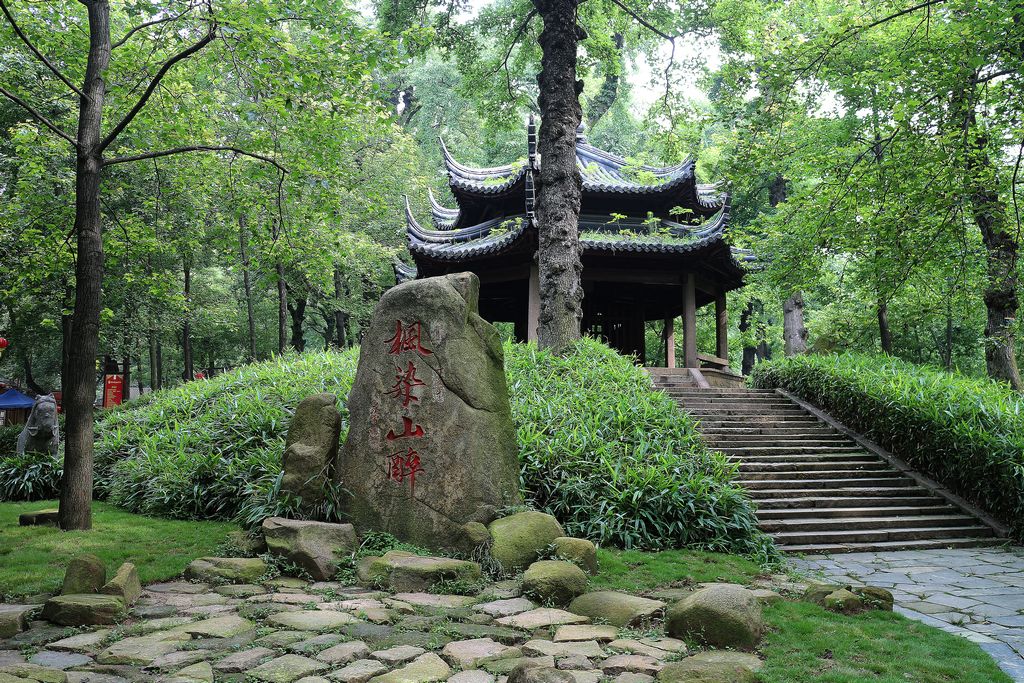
[96,349,360,521]
[0,425,19,455]
[0,450,62,502]
[505,338,775,557]
[750,353,1024,537]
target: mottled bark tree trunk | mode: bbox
[333,266,348,349]
[878,300,893,354]
[181,262,194,381]
[585,33,622,128]
[60,0,111,531]
[238,213,257,362]
[783,292,808,356]
[288,295,306,352]
[966,110,1022,389]
[534,0,584,353]
[276,261,288,355]
[739,301,757,376]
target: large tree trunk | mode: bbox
[966,110,1022,389]
[534,0,584,353]
[148,329,161,390]
[288,295,306,352]
[332,266,348,349]
[276,261,288,355]
[60,0,111,531]
[739,301,757,375]
[238,213,257,362]
[878,300,893,354]
[181,262,194,381]
[783,292,808,356]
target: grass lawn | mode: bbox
[0,500,239,599]
[595,547,1010,683]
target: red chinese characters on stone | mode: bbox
[387,447,424,493]
[385,320,433,356]
[386,361,426,407]
[386,415,424,441]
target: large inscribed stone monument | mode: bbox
[338,272,521,549]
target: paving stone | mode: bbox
[552,626,617,643]
[612,674,652,683]
[444,624,524,645]
[555,656,593,671]
[47,631,110,653]
[0,662,68,683]
[295,678,332,683]
[214,647,276,672]
[0,651,26,667]
[522,641,603,659]
[213,584,267,598]
[495,609,588,630]
[256,631,309,648]
[370,646,426,665]
[561,671,601,683]
[249,654,329,683]
[288,634,345,655]
[96,634,190,666]
[146,583,210,594]
[265,578,312,590]
[475,599,536,618]
[389,594,476,609]
[327,659,389,683]
[440,639,518,668]
[481,656,555,675]
[163,661,214,683]
[599,655,662,676]
[605,640,672,659]
[65,672,130,683]
[29,651,92,670]
[367,652,451,683]
[447,670,495,683]
[267,610,358,631]
[316,641,371,665]
[250,593,325,605]
[150,649,214,670]
[168,614,255,638]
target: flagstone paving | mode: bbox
[793,546,1024,682]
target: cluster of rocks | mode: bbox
[33,555,142,629]
[0,568,770,683]
[803,582,894,615]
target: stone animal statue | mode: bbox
[17,395,60,456]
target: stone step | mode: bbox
[718,445,869,455]
[754,493,936,507]
[729,453,883,464]
[771,525,994,546]
[779,537,1006,554]
[746,485,930,499]
[672,398,797,407]
[711,438,856,448]
[760,514,981,533]
[694,417,824,426]
[701,427,839,436]
[683,406,806,416]
[738,476,913,490]
[737,460,890,473]
[665,388,777,395]
[756,504,958,519]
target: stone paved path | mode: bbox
[793,546,1024,682]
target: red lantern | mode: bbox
[0,337,8,351]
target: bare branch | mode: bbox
[98,24,216,152]
[104,145,288,174]
[607,0,673,41]
[112,8,194,50]
[0,0,88,100]
[0,85,77,146]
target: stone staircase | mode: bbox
[651,376,1000,553]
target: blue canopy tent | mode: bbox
[0,388,35,426]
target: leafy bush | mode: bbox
[506,338,772,556]
[0,425,20,455]
[96,350,360,519]
[0,450,62,501]
[750,352,1024,537]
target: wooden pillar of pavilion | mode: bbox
[527,263,540,342]
[715,292,728,361]
[664,318,676,368]
[683,273,698,368]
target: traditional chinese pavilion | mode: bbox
[397,118,752,374]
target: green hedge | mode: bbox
[750,353,1024,537]
[1,341,772,556]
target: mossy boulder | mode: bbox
[0,604,37,638]
[658,651,762,683]
[823,589,862,614]
[488,511,564,572]
[262,517,358,581]
[281,393,341,505]
[359,550,482,591]
[665,585,762,650]
[184,557,268,584]
[567,591,665,627]
[61,554,105,595]
[859,586,894,611]
[804,582,842,604]
[42,594,125,626]
[551,537,598,575]
[521,561,588,607]
[101,562,142,604]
